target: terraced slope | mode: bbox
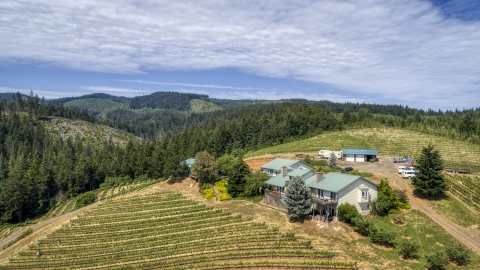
[1,191,357,269]
[247,127,480,171]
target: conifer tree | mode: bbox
[227,158,250,198]
[328,151,338,168]
[412,144,446,196]
[282,176,311,221]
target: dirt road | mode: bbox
[0,200,103,262]
[346,157,480,256]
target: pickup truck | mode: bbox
[393,157,406,163]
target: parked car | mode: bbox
[393,157,406,163]
[341,167,353,173]
[402,170,416,178]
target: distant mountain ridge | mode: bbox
[0,92,29,101]
[48,93,131,105]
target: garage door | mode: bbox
[356,155,365,162]
[346,155,354,162]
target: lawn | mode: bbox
[343,210,480,269]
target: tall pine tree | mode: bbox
[412,144,446,196]
[282,176,311,221]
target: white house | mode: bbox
[263,158,378,216]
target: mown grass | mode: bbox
[344,210,480,269]
[246,127,480,171]
[425,191,480,228]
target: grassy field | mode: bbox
[246,127,480,171]
[0,190,357,269]
[343,210,480,269]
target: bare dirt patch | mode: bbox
[426,234,433,238]
[244,158,275,171]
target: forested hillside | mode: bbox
[1,91,480,225]
[64,98,126,115]
[48,93,131,105]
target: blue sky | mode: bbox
[1,0,480,110]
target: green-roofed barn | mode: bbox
[342,149,378,162]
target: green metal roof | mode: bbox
[264,168,312,188]
[342,149,378,155]
[183,158,195,166]
[307,173,362,193]
[287,168,311,177]
[260,158,302,170]
[264,174,290,188]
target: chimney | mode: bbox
[315,172,325,183]
[282,166,287,177]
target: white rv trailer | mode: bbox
[318,150,342,159]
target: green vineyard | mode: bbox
[247,128,480,171]
[37,180,160,223]
[1,190,357,269]
[444,174,480,212]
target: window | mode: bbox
[361,190,368,200]
[317,189,324,197]
[331,192,337,200]
[277,186,284,193]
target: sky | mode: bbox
[1,0,480,111]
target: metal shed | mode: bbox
[342,149,378,162]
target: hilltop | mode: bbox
[247,127,480,171]
[42,116,140,145]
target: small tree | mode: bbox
[282,176,311,222]
[242,171,268,197]
[227,158,250,198]
[337,203,360,224]
[397,238,420,259]
[446,242,471,265]
[412,144,446,196]
[370,228,396,247]
[370,179,399,215]
[425,251,448,270]
[217,154,236,177]
[328,151,338,168]
[352,216,376,236]
[192,151,218,185]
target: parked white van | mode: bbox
[402,170,416,178]
[397,166,414,174]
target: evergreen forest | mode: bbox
[0,91,479,224]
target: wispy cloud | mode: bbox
[83,86,148,94]
[117,80,276,91]
[1,0,480,108]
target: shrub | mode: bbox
[446,242,471,265]
[388,208,402,215]
[394,190,409,204]
[203,189,215,200]
[219,193,232,201]
[425,251,448,270]
[392,214,406,225]
[352,216,376,236]
[398,202,411,209]
[215,179,229,193]
[337,203,360,224]
[75,191,97,209]
[370,228,396,246]
[397,238,420,259]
